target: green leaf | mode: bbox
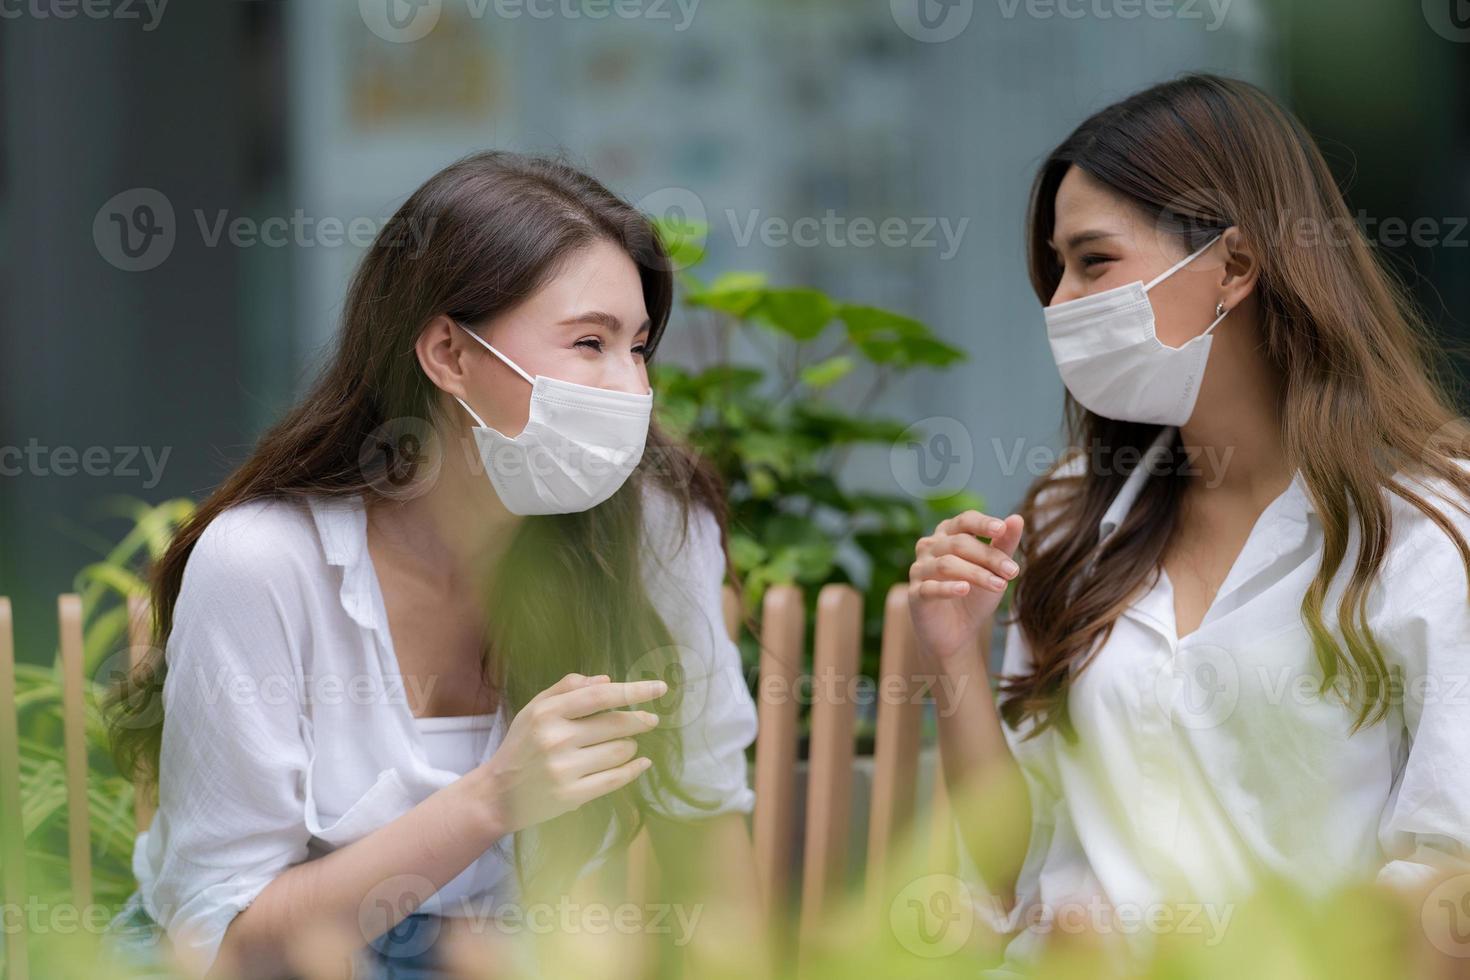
[752,288,837,340]
[728,533,767,573]
[685,272,767,317]
[839,304,965,367]
[798,355,854,389]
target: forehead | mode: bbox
[521,239,648,317]
[1051,166,1148,238]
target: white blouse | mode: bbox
[132,485,758,973]
[963,444,1470,974]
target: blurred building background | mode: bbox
[2,0,1467,657]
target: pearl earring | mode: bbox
[1215,301,1227,318]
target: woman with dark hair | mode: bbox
[910,74,1470,971]
[104,152,761,978]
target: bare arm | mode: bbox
[210,768,503,978]
[211,674,668,979]
[909,510,1031,911]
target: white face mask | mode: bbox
[452,323,653,516]
[1044,234,1228,426]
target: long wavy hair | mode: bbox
[106,151,730,895]
[1000,74,1470,741]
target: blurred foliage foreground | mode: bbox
[4,473,1461,980]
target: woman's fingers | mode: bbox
[569,755,654,805]
[992,513,1025,555]
[911,554,1008,593]
[571,707,660,747]
[565,737,641,779]
[936,509,1008,538]
[531,672,609,704]
[551,679,668,720]
[918,534,1021,579]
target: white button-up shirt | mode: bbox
[133,486,757,972]
[965,436,1470,972]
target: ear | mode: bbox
[416,314,472,399]
[1217,226,1259,312]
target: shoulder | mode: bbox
[1381,459,1470,603]
[186,495,323,588]
[166,496,328,678]
[639,480,724,579]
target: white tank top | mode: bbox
[411,710,511,915]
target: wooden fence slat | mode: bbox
[797,584,861,952]
[126,595,156,835]
[0,598,31,980]
[750,584,803,931]
[57,595,92,909]
[864,583,921,914]
[720,585,741,645]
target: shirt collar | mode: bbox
[1097,427,1316,542]
[307,492,381,634]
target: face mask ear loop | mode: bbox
[456,322,536,386]
[453,395,489,429]
[1144,233,1224,293]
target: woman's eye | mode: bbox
[1081,254,1113,269]
[632,344,648,359]
[574,337,604,352]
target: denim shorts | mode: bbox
[104,891,460,980]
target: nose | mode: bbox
[1048,278,1083,307]
[601,355,650,395]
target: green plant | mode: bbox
[12,497,194,912]
[650,222,982,742]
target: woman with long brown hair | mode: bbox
[103,152,761,978]
[910,74,1470,971]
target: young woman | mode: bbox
[105,152,761,979]
[910,74,1470,972]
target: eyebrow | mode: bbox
[1047,229,1119,251]
[557,311,651,334]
